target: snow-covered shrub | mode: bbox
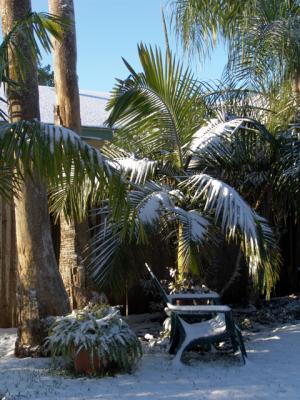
[44,305,142,375]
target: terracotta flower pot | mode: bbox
[73,348,103,375]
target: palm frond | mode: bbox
[106,44,203,167]
[87,212,125,287]
[0,164,20,200]
[0,12,66,85]
[170,0,251,58]
[225,1,300,88]
[187,117,274,172]
[275,124,300,215]
[200,80,271,121]
[129,181,176,225]
[170,206,213,271]
[171,0,300,96]
[103,145,158,185]
[180,173,280,293]
[87,179,216,287]
[87,182,174,288]
[0,121,111,220]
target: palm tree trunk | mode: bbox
[220,249,242,296]
[49,0,91,309]
[177,224,185,281]
[292,70,300,114]
[49,0,81,133]
[1,0,70,356]
[0,199,17,328]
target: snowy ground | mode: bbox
[0,323,300,400]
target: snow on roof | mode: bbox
[0,85,111,128]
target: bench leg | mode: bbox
[235,326,247,363]
[172,336,190,364]
[169,313,184,354]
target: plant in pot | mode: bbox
[44,305,142,376]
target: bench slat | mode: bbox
[167,303,231,313]
[169,292,220,300]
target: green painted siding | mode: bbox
[0,121,113,142]
[81,126,113,141]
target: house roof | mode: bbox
[0,85,111,128]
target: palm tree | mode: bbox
[186,89,300,294]
[171,1,300,100]
[0,2,111,354]
[87,44,281,299]
[49,0,89,310]
[171,0,300,291]
[0,9,66,329]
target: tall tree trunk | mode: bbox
[1,0,70,356]
[0,199,17,328]
[292,70,300,125]
[49,0,91,309]
[49,0,81,133]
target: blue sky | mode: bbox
[30,0,227,92]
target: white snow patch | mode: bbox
[188,118,244,153]
[108,157,157,184]
[1,324,300,399]
[182,173,264,274]
[172,207,209,242]
[138,191,173,224]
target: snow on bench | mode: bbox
[167,303,231,314]
[168,292,220,300]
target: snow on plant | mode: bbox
[138,191,174,224]
[44,305,142,375]
[108,156,157,184]
[188,118,230,153]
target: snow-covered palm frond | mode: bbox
[102,144,158,184]
[87,182,177,288]
[108,157,157,184]
[87,181,215,288]
[188,117,272,155]
[172,207,210,242]
[186,118,234,169]
[0,121,113,221]
[183,174,257,239]
[130,181,176,225]
[0,120,111,183]
[180,173,280,291]
[88,178,216,287]
[187,117,274,177]
[188,118,226,153]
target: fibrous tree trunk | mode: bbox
[1,0,70,356]
[0,199,17,328]
[49,0,91,309]
[48,0,81,133]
